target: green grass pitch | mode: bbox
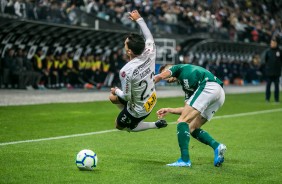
[0,92,282,184]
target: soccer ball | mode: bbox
[76,149,98,171]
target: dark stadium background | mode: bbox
[0,0,281,89]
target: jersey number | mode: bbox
[139,72,157,112]
[139,72,154,101]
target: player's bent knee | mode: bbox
[177,117,191,124]
[177,119,189,124]
[109,94,119,104]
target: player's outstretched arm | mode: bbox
[154,70,172,83]
[128,10,153,42]
[157,107,184,118]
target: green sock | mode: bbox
[191,128,220,150]
[177,122,190,162]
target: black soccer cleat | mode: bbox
[155,119,168,128]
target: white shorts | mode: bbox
[186,82,225,121]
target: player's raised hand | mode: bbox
[128,10,141,21]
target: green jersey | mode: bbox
[169,64,223,99]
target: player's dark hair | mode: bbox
[126,33,145,55]
[159,64,170,74]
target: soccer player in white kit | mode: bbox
[109,10,167,132]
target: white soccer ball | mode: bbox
[76,149,98,171]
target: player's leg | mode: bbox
[115,107,133,131]
[167,104,197,167]
[265,77,271,102]
[274,76,280,102]
[189,82,227,166]
[109,94,125,110]
[131,119,167,132]
[189,82,225,142]
[115,107,167,132]
[190,115,221,149]
[189,112,226,167]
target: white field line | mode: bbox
[1,108,281,146]
[0,129,118,146]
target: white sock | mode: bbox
[131,121,157,132]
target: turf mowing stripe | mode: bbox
[0,108,281,146]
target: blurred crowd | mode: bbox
[188,52,264,86]
[1,0,281,43]
[0,47,127,89]
[0,46,266,90]
[0,0,281,90]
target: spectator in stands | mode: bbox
[251,27,259,42]
[25,0,38,20]
[32,49,46,89]
[22,48,42,89]
[65,51,79,88]
[58,51,68,88]
[2,48,15,88]
[110,49,126,87]
[4,0,14,15]
[49,1,61,23]
[51,53,60,88]
[12,48,31,89]
[1,0,7,13]
[103,54,114,87]
[77,53,99,89]
[247,53,263,84]
[66,4,79,25]
[1,0,281,45]
[264,36,282,103]
[93,53,103,87]
[100,55,109,86]
[174,45,184,64]
[77,53,87,88]
[14,0,26,18]
[106,48,126,87]
[83,53,96,89]
[37,0,51,21]
[59,2,70,24]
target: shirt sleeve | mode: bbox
[168,65,178,77]
[115,69,132,101]
[136,18,154,46]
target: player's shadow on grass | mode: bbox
[131,158,168,166]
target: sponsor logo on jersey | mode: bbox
[183,79,194,92]
[121,71,126,78]
[140,68,151,79]
[183,79,190,89]
[133,58,151,77]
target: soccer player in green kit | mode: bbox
[154,64,227,167]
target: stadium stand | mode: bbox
[0,0,281,89]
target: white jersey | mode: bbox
[116,18,157,118]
